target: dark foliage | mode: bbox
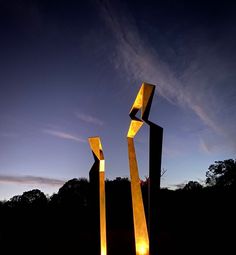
[7,189,48,208]
[206,159,236,188]
[182,180,203,191]
[0,160,235,254]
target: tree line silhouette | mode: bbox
[0,159,235,254]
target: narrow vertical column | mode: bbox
[99,160,107,255]
[88,137,107,255]
[127,137,149,255]
[148,122,163,255]
[127,115,150,254]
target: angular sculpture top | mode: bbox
[129,83,155,121]
[88,137,104,162]
[127,83,155,138]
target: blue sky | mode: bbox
[0,0,235,200]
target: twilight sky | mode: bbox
[0,0,236,200]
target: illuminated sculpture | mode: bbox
[88,137,107,255]
[127,83,163,255]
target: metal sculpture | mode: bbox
[127,83,163,255]
[88,137,107,255]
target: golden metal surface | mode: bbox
[127,137,149,255]
[88,137,107,255]
[129,83,155,119]
[127,119,143,138]
[127,82,156,255]
[99,170,106,255]
[88,137,104,160]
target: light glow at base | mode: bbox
[101,246,106,255]
[137,241,149,255]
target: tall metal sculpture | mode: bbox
[88,137,107,255]
[127,83,163,255]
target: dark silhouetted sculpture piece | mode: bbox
[127,83,163,255]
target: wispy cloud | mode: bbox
[99,0,236,152]
[199,138,212,154]
[75,112,104,126]
[199,135,228,154]
[99,0,184,103]
[170,182,187,190]
[43,129,86,143]
[0,132,18,138]
[0,175,65,186]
